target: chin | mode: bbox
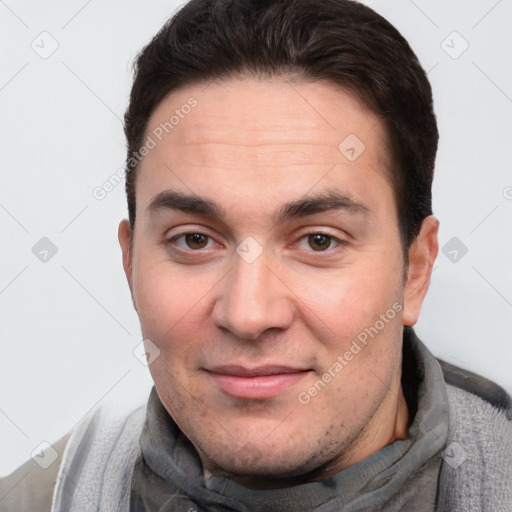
[194,428,339,485]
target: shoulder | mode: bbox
[0,399,148,512]
[439,358,512,465]
[51,398,147,512]
[0,433,70,512]
[437,360,512,512]
[439,358,512,418]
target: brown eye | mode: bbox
[185,233,209,249]
[307,234,332,251]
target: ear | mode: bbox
[118,219,134,298]
[402,215,439,326]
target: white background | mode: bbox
[0,0,511,476]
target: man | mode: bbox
[2,0,511,510]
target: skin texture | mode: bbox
[119,77,438,489]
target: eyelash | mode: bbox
[165,230,346,255]
[170,232,218,251]
[295,232,343,252]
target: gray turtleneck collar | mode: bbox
[130,328,449,511]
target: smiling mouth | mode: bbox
[206,365,311,399]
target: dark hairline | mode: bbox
[124,0,437,261]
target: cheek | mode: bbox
[133,263,216,393]
[132,256,216,346]
[295,259,403,346]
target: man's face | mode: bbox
[120,77,428,485]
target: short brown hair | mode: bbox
[124,0,438,250]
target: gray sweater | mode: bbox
[128,328,512,511]
[1,329,511,511]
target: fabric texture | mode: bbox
[48,328,512,512]
[436,385,512,511]
[49,403,146,512]
[0,432,70,512]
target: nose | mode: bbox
[212,251,294,340]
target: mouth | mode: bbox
[205,365,311,400]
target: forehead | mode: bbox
[136,77,392,215]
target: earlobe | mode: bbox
[402,215,439,326]
[118,219,134,296]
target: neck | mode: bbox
[330,381,410,472]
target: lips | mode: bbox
[206,365,310,399]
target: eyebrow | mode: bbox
[146,191,224,218]
[273,191,370,224]
[146,190,369,223]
